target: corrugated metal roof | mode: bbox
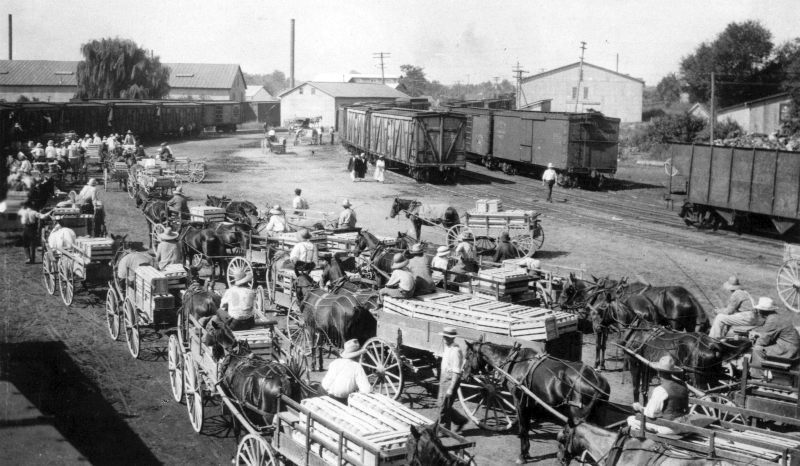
[521,62,645,84]
[717,92,790,114]
[280,82,409,99]
[0,60,80,86]
[313,73,401,82]
[164,63,242,89]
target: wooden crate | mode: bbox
[163,264,187,289]
[53,207,81,216]
[272,232,327,248]
[189,206,225,223]
[476,199,488,213]
[135,266,169,295]
[74,237,114,260]
[487,199,503,213]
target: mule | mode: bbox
[182,287,222,324]
[205,195,259,224]
[464,341,610,464]
[557,418,736,466]
[389,198,459,240]
[406,423,474,466]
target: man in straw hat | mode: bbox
[493,231,519,263]
[406,243,436,295]
[709,276,759,339]
[320,339,371,405]
[431,246,451,284]
[158,142,174,162]
[75,178,100,212]
[748,297,800,379]
[438,327,468,431]
[17,152,32,176]
[123,130,136,146]
[155,227,184,271]
[542,162,557,203]
[218,268,255,331]
[454,231,476,264]
[167,186,189,220]
[379,253,416,299]
[263,205,287,234]
[290,229,319,265]
[626,354,694,435]
[338,199,357,229]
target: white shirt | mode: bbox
[293,196,309,211]
[441,345,463,375]
[221,286,255,320]
[338,208,356,228]
[45,146,57,159]
[93,137,102,144]
[18,207,43,226]
[454,242,475,260]
[290,241,318,263]
[77,185,99,204]
[321,358,371,398]
[265,215,286,232]
[642,386,669,418]
[48,228,77,251]
[431,256,449,281]
[385,269,415,292]
[18,159,32,173]
[542,168,557,182]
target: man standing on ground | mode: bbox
[19,202,50,264]
[293,188,309,216]
[709,276,759,339]
[320,339,370,404]
[542,163,557,203]
[347,153,359,182]
[438,327,468,432]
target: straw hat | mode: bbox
[499,232,511,243]
[439,327,458,338]
[754,297,778,312]
[722,276,742,291]
[126,130,133,134]
[408,243,425,256]
[647,355,683,375]
[84,134,90,138]
[36,142,43,148]
[547,163,554,168]
[391,253,409,269]
[87,178,98,187]
[436,245,450,257]
[174,186,183,194]
[47,140,54,145]
[161,142,167,146]
[157,227,179,241]
[340,339,365,359]
[296,229,312,241]
[231,268,252,286]
[341,199,352,208]
[460,231,474,242]
[270,204,283,215]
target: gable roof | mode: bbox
[0,60,80,86]
[521,62,645,84]
[313,73,401,82]
[165,63,244,89]
[688,103,710,116]
[279,82,409,99]
[246,85,265,97]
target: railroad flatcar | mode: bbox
[668,142,800,236]
[338,105,466,183]
[447,107,620,188]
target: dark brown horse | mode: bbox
[28,176,59,211]
[352,229,406,286]
[389,198,459,240]
[205,195,259,224]
[182,287,222,325]
[207,221,251,252]
[609,279,710,332]
[406,423,474,466]
[464,341,609,464]
[179,224,225,285]
[557,418,736,466]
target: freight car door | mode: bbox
[532,119,567,168]
[492,115,520,164]
[519,120,533,163]
[471,115,492,157]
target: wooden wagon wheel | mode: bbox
[689,395,745,425]
[254,285,266,316]
[42,252,56,295]
[446,224,472,249]
[123,298,140,359]
[235,433,276,466]
[777,260,800,313]
[151,224,165,254]
[188,162,206,183]
[183,353,204,433]
[359,337,404,400]
[168,334,184,403]
[534,281,554,309]
[458,372,517,431]
[227,257,254,289]
[286,299,312,364]
[105,289,120,340]
[58,257,75,306]
[530,224,545,251]
[510,233,535,258]
[126,177,138,199]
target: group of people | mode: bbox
[347,153,386,183]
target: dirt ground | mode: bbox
[0,130,791,465]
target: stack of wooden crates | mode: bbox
[190,206,225,223]
[74,237,114,261]
[132,266,175,325]
[472,268,536,302]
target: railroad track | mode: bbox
[413,168,784,266]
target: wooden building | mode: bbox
[716,93,791,134]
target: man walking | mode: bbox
[320,339,371,404]
[709,276,759,339]
[293,188,309,216]
[347,154,359,182]
[438,327,468,432]
[542,162,557,203]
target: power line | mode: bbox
[373,52,391,84]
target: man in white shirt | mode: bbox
[48,224,77,251]
[218,269,255,330]
[379,254,416,299]
[45,140,57,159]
[320,339,370,404]
[76,178,100,207]
[338,199,357,229]
[263,205,287,234]
[542,162,557,203]
[92,133,102,144]
[431,246,451,284]
[292,188,309,216]
[290,229,319,264]
[438,327,468,431]
[80,135,91,150]
[17,153,32,175]
[626,355,692,435]
[19,203,50,264]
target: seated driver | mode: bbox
[627,355,691,435]
[217,269,255,331]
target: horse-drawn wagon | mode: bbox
[135,166,179,198]
[777,243,800,313]
[447,209,544,259]
[164,157,207,184]
[106,161,131,193]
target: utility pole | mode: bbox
[512,62,529,108]
[574,41,587,112]
[7,15,11,60]
[710,72,715,145]
[290,19,295,88]
[616,53,619,73]
[373,52,391,84]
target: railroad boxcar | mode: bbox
[669,143,800,236]
[338,106,466,183]
[201,101,241,132]
[447,108,620,188]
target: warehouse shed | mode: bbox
[716,92,791,134]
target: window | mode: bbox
[299,87,304,95]
[583,87,589,99]
[572,87,577,99]
[311,88,316,95]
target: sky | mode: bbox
[4,0,800,87]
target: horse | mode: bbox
[609,279,710,333]
[621,319,751,403]
[557,418,737,466]
[207,221,251,252]
[406,423,474,466]
[205,195,259,224]
[202,316,303,428]
[28,176,59,211]
[352,229,405,286]
[464,341,610,464]
[389,198,459,240]
[179,224,225,285]
[182,286,222,324]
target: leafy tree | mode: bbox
[399,65,429,97]
[656,73,682,105]
[243,70,289,95]
[76,38,171,99]
[680,21,776,108]
[349,70,361,74]
[773,39,800,131]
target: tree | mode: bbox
[774,39,800,131]
[243,70,289,95]
[76,38,170,99]
[656,73,682,105]
[680,21,776,108]
[399,65,429,97]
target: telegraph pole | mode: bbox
[290,19,295,88]
[512,62,529,108]
[710,72,715,144]
[373,52,391,84]
[574,41,587,112]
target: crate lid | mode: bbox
[135,266,166,281]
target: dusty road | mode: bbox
[0,130,788,465]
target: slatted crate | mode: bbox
[74,237,114,260]
[189,206,225,223]
[162,263,187,290]
[477,268,531,295]
[349,393,432,430]
[272,231,327,249]
[52,207,81,216]
[135,266,169,294]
